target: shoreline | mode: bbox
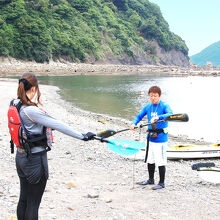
[0,58,220,76]
[0,77,213,145]
[1,80,219,220]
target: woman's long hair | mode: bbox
[17,73,42,106]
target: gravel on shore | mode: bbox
[0,79,219,220]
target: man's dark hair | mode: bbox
[148,86,161,96]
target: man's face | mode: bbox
[149,92,160,104]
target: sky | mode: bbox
[149,0,220,56]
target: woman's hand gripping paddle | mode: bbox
[97,113,189,139]
[93,136,145,156]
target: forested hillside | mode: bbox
[0,0,188,64]
[190,41,220,66]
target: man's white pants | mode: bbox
[147,141,167,166]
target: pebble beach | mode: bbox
[0,79,220,220]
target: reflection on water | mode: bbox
[38,75,220,143]
[38,75,152,118]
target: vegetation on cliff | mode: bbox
[0,0,188,63]
[190,41,220,66]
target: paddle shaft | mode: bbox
[93,136,113,144]
[96,120,165,139]
[111,119,165,135]
[97,113,188,139]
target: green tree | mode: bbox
[67,0,92,12]
[113,0,128,11]
[0,0,188,63]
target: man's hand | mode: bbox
[150,117,159,123]
[129,124,136,130]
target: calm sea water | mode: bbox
[38,75,220,143]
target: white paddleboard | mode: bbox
[124,144,220,160]
[197,167,220,184]
[167,144,220,159]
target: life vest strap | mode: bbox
[10,139,14,154]
[144,128,166,163]
[148,128,165,134]
[8,99,53,156]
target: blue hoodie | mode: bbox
[132,100,173,143]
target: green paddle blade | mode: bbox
[107,139,145,156]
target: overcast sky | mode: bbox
[149,0,220,56]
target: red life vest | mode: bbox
[8,100,53,154]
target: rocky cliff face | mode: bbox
[152,41,190,67]
[94,41,190,67]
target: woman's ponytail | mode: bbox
[17,73,42,106]
[17,80,31,106]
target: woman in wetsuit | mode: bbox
[14,73,95,220]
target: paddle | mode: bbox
[192,162,216,170]
[93,136,145,156]
[97,113,189,138]
[165,113,189,122]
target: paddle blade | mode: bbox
[107,139,145,156]
[192,162,215,170]
[97,129,117,138]
[165,113,189,122]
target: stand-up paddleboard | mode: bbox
[197,167,220,184]
[192,163,220,184]
[167,144,220,159]
[123,143,220,160]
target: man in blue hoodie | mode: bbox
[130,86,173,190]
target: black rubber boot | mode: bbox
[153,183,165,190]
[148,163,155,180]
[158,165,166,184]
[152,166,166,190]
[138,179,155,185]
[138,163,155,185]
